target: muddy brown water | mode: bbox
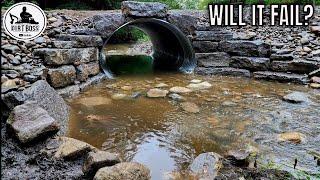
[66,44,320,179]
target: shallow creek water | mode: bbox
[67,44,320,179]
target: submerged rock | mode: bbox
[189,152,222,180]
[111,93,128,100]
[94,162,151,180]
[282,91,310,103]
[54,137,95,159]
[186,81,212,91]
[169,86,192,94]
[147,88,168,98]
[7,101,60,143]
[83,150,120,175]
[180,102,200,113]
[168,93,185,102]
[278,132,306,144]
[221,101,237,107]
[77,97,112,106]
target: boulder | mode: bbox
[147,88,168,98]
[167,10,203,35]
[57,85,80,98]
[253,71,309,84]
[195,67,251,77]
[76,62,100,82]
[192,41,219,53]
[2,80,69,133]
[54,137,95,159]
[189,152,222,179]
[55,35,103,47]
[225,149,250,166]
[48,65,76,88]
[7,101,60,143]
[121,1,168,18]
[282,91,311,103]
[93,12,125,39]
[34,48,99,66]
[180,102,200,113]
[169,86,192,94]
[196,52,231,67]
[230,56,270,71]
[219,40,271,57]
[83,150,120,175]
[94,162,151,180]
[194,31,233,41]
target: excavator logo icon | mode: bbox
[3,2,46,41]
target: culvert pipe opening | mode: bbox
[100,18,196,77]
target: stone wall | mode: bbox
[2,2,320,104]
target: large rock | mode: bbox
[93,12,125,38]
[55,35,103,47]
[94,162,151,180]
[230,56,270,71]
[195,67,251,77]
[271,59,319,74]
[192,41,219,53]
[48,65,76,88]
[270,53,294,61]
[194,31,233,41]
[121,1,168,18]
[253,71,309,84]
[147,88,168,98]
[76,62,100,82]
[219,40,271,57]
[83,150,120,175]
[169,86,192,94]
[2,80,69,133]
[34,48,99,66]
[167,10,203,35]
[7,101,60,143]
[54,137,95,159]
[186,81,212,91]
[189,152,222,179]
[196,52,230,67]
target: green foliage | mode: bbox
[109,27,150,43]
[1,0,16,7]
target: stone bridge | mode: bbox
[2,1,320,99]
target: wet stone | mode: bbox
[94,162,151,180]
[189,152,222,180]
[168,93,185,102]
[54,137,95,159]
[180,102,200,113]
[169,86,192,94]
[282,91,311,103]
[147,88,168,98]
[186,81,212,91]
[82,150,120,175]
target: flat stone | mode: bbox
[169,86,192,94]
[94,162,150,180]
[7,101,59,143]
[51,41,79,48]
[93,12,125,39]
[219,40,271,57]
[180,102,200,113]
[155,83,168,88]
[194,31,233,41]
[225,149,250,166]
[270,53,294,61]
[54,137,95,159]
[221,101,237,107]
[83,150,120,175]
[278,132,306,144]
[230,56,270,71]
[55,34,103,47]
[271,60,319,74]
[311,76,320,83]
[283,91,311,103]
[309,69,320,77]
[193,41,219,53]
[189,152,222,179]
[253,71,309,84]
[186,81,212,91]
[310,83,320,89]
[168,93,185,102]
[121,1,168,18]
[34,37,46,44]
[111,93,128,100]
[34,48,99,66]
[196,52,231,67]
[147,88,168,98]
[76,62,100,82]
[195,67,251,77]
[48,65,76,88]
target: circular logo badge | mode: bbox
[3,2,47,41]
